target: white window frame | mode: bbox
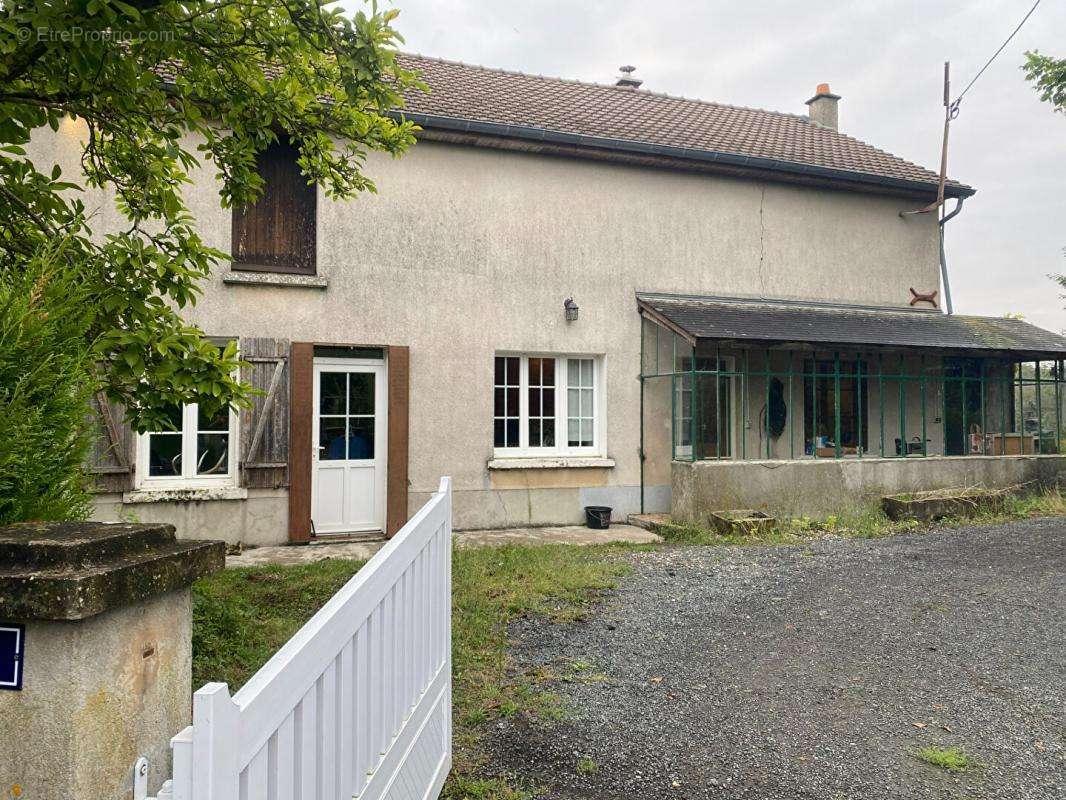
[493,353,606,458]
[136,402,239,490]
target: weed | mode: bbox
[914,746,972,772]
[448,543,632,795]
[657,522,802,547]
[576,756,598,775]
[657,487,1066,549]
[443,776,532,800]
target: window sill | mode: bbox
[223,270,327,289]
[487,456,615,471]
[122,486,247,504]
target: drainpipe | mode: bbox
[639,374,645,514]
[938,197,966,315]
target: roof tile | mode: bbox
[399,54,971,195]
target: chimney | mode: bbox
[805,83,841,130]
[615,65,643,89]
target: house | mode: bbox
[37,55,1066,545]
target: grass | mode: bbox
[192,543,636,800]
[576,756,598,775]
[914,745,972,772]
[655,487,1066,548]
[446,543,636,797]
[192,559,365,690]
[191,487,1065,798]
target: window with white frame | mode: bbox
[494,354,603,456]
[137,402,238,488]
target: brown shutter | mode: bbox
[232,140,316,274]
[239,338,290,489]
[88,392,134,493]
[287,342,314,543]
[386,345,410,537]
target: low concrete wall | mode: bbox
[672,455,1066,523]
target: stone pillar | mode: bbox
[0,522,224,800]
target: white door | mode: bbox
[312,359,387,534]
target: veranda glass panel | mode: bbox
[803,360,868,456]
[943,358,983,456]
[695,372,731,458]
[673,374,692,458]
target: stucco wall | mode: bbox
[672,455,1066,523]
[0,590,192,800]
[92,489,288,546]
[29,123,942,532]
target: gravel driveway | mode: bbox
[487,518,1066,799]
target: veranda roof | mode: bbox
[637,293,1066,359]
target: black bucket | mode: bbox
[584,505,612,530]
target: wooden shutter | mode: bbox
[88,392,134,493]
[386,345,410,537]
[231,140,316,274]
[288,342,314,543]
[239,338,290,489]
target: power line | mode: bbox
[952,0,1042,113]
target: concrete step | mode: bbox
[627,513,673,533]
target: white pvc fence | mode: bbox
[160,477,453,800]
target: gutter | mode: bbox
[395,111,977,200]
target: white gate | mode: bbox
[159,477,452,800]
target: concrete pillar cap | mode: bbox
[0,522,225,620]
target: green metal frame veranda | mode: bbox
[639,314,1066,463]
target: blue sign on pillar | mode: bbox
[0,623,25,691]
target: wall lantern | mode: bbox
[564,297,579,322]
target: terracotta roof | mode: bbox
[397,54,973,198]
[637,294,1066,356]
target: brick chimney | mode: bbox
[805,83,841,130]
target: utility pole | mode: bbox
[901,62,959,315]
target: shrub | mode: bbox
[0,244,96,524]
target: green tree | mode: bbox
[0,0,421,433]
[1024,50,1066,114]
[0,240,96,523]
[1026,53,1066,304]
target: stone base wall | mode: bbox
[672,455,1066,523]
[91,488,288,546]
[409,482,671,531]
[90,482,673,542]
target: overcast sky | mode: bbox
[367,0,1065,331]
